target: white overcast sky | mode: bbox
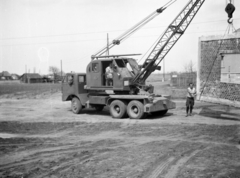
[0,0,240,75]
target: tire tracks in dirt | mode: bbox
[0,144,85,169]
[34,152,94,178]
[145,145,209,178]
[147,157,175,178]
[1,131,236,170]
[0,138,122,172]
[164,149,202,178]
[0,146,96,178]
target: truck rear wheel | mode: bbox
[110,100,127,119]
[71,97,82,114]
[127,100,146,119]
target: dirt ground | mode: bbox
[0,92,240,178]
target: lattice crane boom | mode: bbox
[132,0,205,85]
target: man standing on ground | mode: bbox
[186,83,197,117]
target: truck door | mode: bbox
[62,74,74,101]
[90,61,102,87]
[77,75,87,93]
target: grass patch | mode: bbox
[0,82,61,99]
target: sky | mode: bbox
[0,0,240,75]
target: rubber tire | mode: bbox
[110,100,127,119]
[151,109,168,116]
[127,100,146,119]
[94,105,104,112]
[71,97,82,114]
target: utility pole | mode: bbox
[61,60,63,80]
[107,33,109,55]
[163,58,165,82]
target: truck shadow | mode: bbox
[67,108,174,120]
[198,106,240,121]
[67,108,110,116]
[146,113,174,120]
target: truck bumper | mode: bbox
[144,97,176,113]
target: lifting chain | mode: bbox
[225,0,235,24]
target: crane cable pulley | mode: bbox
[225,0,235,24]
[113,0,177,44]
[91,0,177,60]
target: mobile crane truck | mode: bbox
[62,0,206,119]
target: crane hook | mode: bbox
[228,18,233,24]
[225,2,235,24]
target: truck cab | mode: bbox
[62,73,87,100]
[62,73,90,113]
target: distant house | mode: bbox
[0,71,12,80]
[20,73,43,83]
[11,74,20,80]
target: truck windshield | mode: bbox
[127,58,140,75]
[115,59,126,68]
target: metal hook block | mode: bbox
[228,18,233,24]
[225,3,235,19]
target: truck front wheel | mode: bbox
[110,100,127,119]
[71,97,82,114]
[127,100,146,119]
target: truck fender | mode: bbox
[106,98,114,106]
[107,98,130,106]
[66,95,84,106]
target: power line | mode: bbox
[0,29,231,46]
[1,18,240,41]
[1,38,105,46]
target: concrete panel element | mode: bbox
[198,33,240,107]
[199,33,240,42]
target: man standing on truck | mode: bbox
[105,63,113,86]
[186,83,197,117]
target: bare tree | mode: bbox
[49,66,60,74]
[49,66,60,83]
[183,60,197,86]
[183,60,196,74]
